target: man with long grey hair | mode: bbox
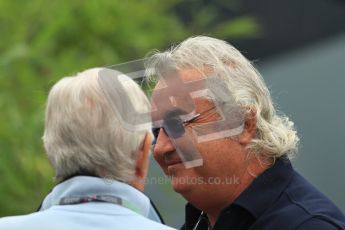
[0,68,174,230]
[147,36,345,229]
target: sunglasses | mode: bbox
[152,106,216,144]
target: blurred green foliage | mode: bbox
[0,0,259,217]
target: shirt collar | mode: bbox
[184,157,294,228]
[40,176,151,218]
[232,157,294,218]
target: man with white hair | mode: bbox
[147,36,345,229]
[0,68,174,230]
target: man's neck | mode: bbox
[205,159,270,227]
[205,182,249,227]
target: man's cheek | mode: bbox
[155,157,168,171]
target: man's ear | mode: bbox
[130,132,152,191]
[239,109,257,146]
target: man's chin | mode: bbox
[166,163,199,194]
[170,175,193,194]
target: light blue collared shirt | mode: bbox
[0,176,176,230]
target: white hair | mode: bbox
[146,36,299,159]
[43,67,152,182]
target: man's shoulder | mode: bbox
[0,206,176,230]
[284,171,344,217]
[0,211,49,230]
[295,217,345,230]
[263,171,345,229]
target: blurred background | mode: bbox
[0,0,344,228]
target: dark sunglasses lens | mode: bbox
[152,128,160,144]
[154,128,161,138]
[164,118,185,139]
[152,121,185,144]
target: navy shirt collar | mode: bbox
[233,157,294,219]
[184,157,294,229]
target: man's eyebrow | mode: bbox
[184,113,201,123]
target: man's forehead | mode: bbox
[150,68,215,123]
[193,97,215,111]
[154,68,206,89]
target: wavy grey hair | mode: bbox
[43,68,152,182]
[146,36,299,159]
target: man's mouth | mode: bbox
[164,153,183,167]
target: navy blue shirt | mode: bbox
[183,158,345,230]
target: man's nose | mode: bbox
[153,128,175,157]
